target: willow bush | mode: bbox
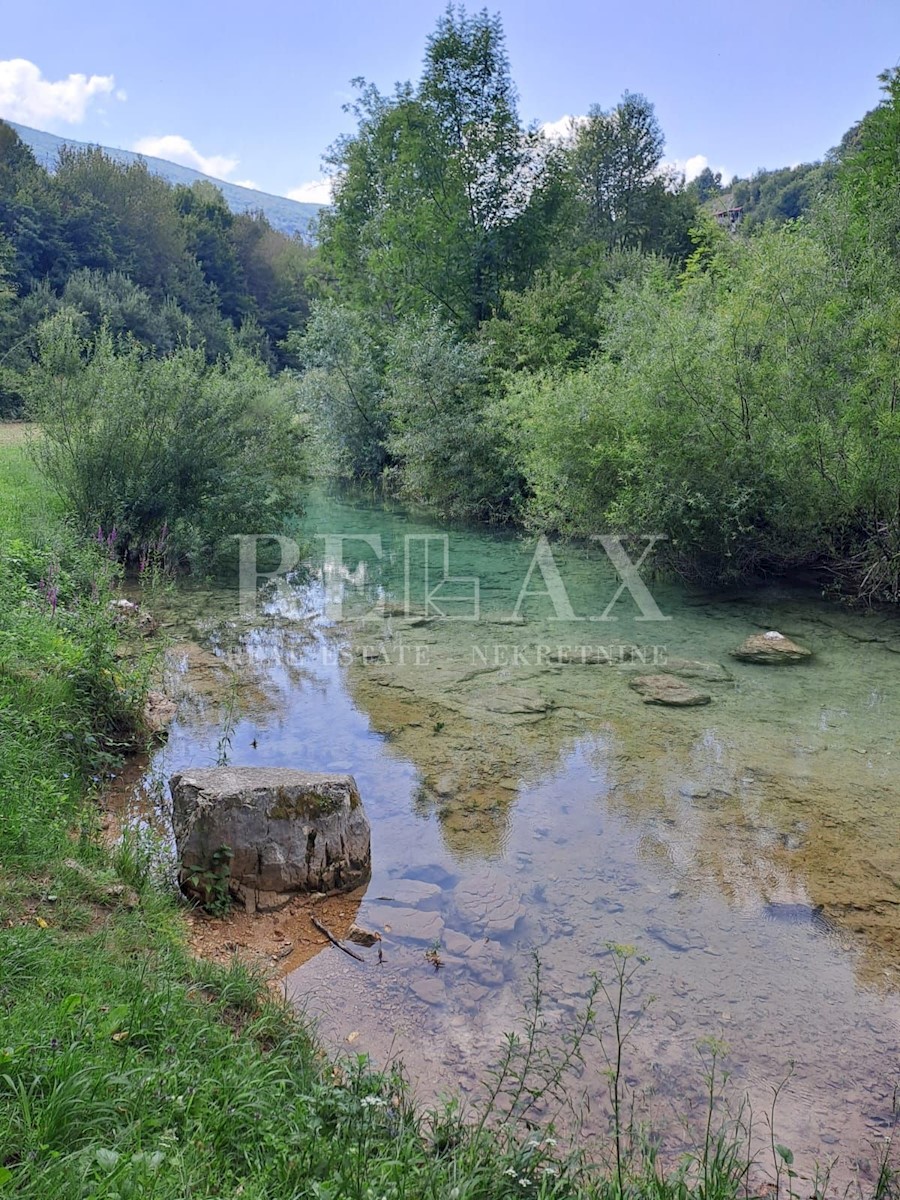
[27,312,308,571]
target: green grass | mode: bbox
[0,439,897,1199]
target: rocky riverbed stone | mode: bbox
[621,657,733,683]
[347,923,381,946]
[375,879,443,905]
[144,690,178,738]
[647,923,707,952]
[410,976,446,1005]
[628,674,711,706]
[171,768,371,907]
[452,875,525,935]
[731,631,812,663]
[363,904,445,942]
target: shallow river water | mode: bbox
[134,490,899,1186]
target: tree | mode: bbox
[690,166,723,204]
[320,6,557,330]
[27,312,308,569]
[569,92,666,250]
[384,315,515,516]
[287,301,389,479]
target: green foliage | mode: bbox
[728,160,836,230]
[689,166,724,204]
[26,313,308,570]
[568,92,665,248]
[483,252,656,374]
[544,94,699,262]
[62,268,188,350]
[0,121,316,383]
[504,358,634,535]
[288,299,390,479]
[320,7,560,330]
[292,304,518,517]
[0,445,149,869]
[510,215,900,596]
[184,845,234,916]
[384,315,517,517]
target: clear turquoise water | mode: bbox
[136,489,900,1184]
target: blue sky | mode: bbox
[2,0,898,200]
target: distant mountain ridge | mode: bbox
[7,121,322,239]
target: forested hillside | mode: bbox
[7,119,321,238]
[0,119,315,409]
[2,7,898,602]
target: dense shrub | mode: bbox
[26,312,308,571]
[287,300,390,480]
[383,316,518,518]
[505,220,900,595]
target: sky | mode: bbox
[2,0,899,202]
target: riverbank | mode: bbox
[0,438,589,1197]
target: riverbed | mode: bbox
[126,488,900,1186]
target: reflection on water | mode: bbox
[134,489,899,1186]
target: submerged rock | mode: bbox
[144,690,178,739]
[375,879,443,905]
[347,922,381,946]
[452,875,525,935]
[628,673,711,707]
[363,904,444,942]
[653,658,732,683]
[171,767,371,908]
[647,924,707,952]
[619,657,732,683]
[731,631,812,663]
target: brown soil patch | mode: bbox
[186,886,368,977]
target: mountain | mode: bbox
[7,121,322,239]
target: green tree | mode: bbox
[321,6,558,330]
[690,165,723,204]
[287,300,389,479]
[569,92,666,250]
[384,315,516,516]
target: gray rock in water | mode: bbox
[647,924,707,952]
[171,767,371,907]
[347,923,381,946]
[628,674,711,707]
[375,879,442,905]
[453,875,525,935]
[144,690,178,739]
[671,659,731,682]
[363,904,444,942]
[731,632,812,663]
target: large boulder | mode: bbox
[171,768,371,911]
[731,631,812,664]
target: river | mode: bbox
[127,487,900,1187]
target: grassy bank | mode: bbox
[1,434,897,1199]
[0,437,595,1198]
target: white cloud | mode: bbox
[287,178,333,204]
[132,134,238,180]
[233,178,260,191]
[0,58,118,127]
[665,154,731,184]
[539,114,588,143]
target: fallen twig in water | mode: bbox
[311,915,365,963]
